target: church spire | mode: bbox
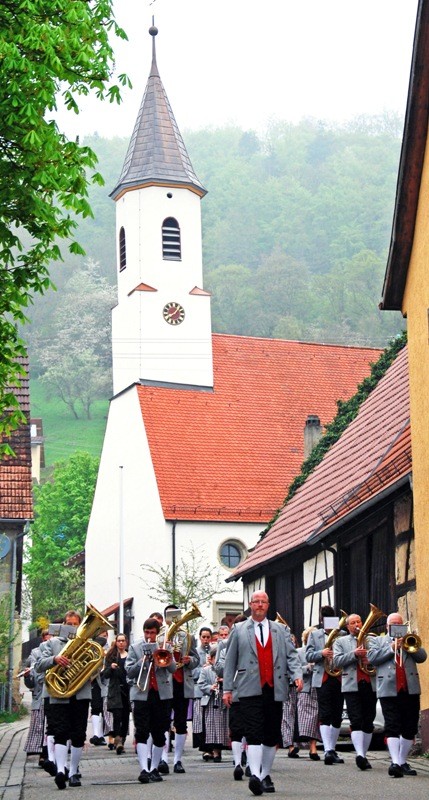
[110,21,206,200]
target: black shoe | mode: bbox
[261,775,275,793]
[43,760,57,777]
[90,736,106,746]
[54,772,67,790]
[249,774,264,796]
[356,755,371,771]
[138,770,150,784]
[149,769,163,782]
[245,765,252,777]
[288,746,300,758]
[213,755,222,763]
[158,760,169,774]
[309,752,320,761]
[329,750,344,764]
[68,775,81,787]
[401,762,417,776]
[108,743,115,751]
[174,761,186,773]
[388,763,404,778]
[324,752,334,765]
[234,764,244,781]
[116,743,124,755]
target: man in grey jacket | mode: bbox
[333,613,377,771]
[223,591,302,796]
[368,612,427,778]
[126,617,177,784]
[35,610,88,790]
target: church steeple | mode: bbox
[111,23,206,200]
[110,22,213,395]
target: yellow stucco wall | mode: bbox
[402,136,429,728]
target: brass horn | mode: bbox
[324,609,348,677]
[275,612,289,627]
[356,602,385,676]
[153,601,202,668]
[45,603,113,698]
[402,626,422,654]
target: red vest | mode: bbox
[256,631,274,687]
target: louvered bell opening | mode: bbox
[119,226,127,271]
[162,218,181,260]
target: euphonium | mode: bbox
[45,603,113,698]
[323,610,348,677]
[153,601,202,668]
[275,612,289,627]
[356,603,385,676]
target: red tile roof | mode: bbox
[0,357,33,519]
[231,345,409,577]
[137,334,381,523]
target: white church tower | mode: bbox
[110,23,213,394]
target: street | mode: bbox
[21,742,429,800]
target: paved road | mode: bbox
[3,718,429,800]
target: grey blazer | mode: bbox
[125,639,176,701]
[332,633,376,692]
[367,635,427,697]
[35,637,92,703]
[306,627,346,688]
[223,618,302,702]
[24,646,45,710]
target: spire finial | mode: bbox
[149,17,159,77]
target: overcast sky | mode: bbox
[56,0,419,140]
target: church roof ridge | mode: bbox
[110,21,206,199]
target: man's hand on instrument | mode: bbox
[54,655,71,667]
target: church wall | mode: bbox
[85,388,166,629]
[114,185,204,299]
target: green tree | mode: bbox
[0,1,129,437]
[24,452,99,620]
[38,259,115,418]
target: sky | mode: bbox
[55,0,420,140]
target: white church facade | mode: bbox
[85,24,380,638]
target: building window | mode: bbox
[162,217,181,260]
[219,540,246,570]
[119,227,126,271]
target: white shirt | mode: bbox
[253,618,269,647]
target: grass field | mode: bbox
[30,379,109,468]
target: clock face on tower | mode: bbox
[163,301,185,325]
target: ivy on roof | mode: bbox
[261,330,407,538]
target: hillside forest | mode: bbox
[24,114,406,421]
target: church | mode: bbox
[85,24,380,637]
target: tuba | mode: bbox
[153,601,202,668]
[323,610,348,677]
[356,603,385,676]
[45,604,113,699]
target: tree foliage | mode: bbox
[38,259,115,417]
[0,1,129,436]
[24,451,99,620]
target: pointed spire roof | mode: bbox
[111,23,206,200]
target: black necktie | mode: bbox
[259,623,264,646]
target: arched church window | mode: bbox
[162,217,181,260]
[119,226,126,271]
